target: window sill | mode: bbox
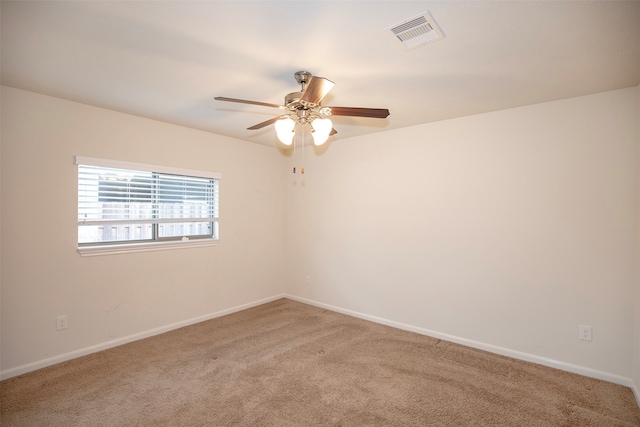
[77,238,218,257]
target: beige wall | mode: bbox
[0,86,287,374]
[2,84,639,389]
[285,87,639,381]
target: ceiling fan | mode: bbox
[214,71,390,146]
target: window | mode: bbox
[76,156,220,256]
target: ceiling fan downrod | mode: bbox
[294,70,312,92]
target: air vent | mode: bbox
[387,11,444,50]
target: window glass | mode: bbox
[77,158,219,249]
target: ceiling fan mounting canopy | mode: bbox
[214,70,390,144]
[294,70,312,86]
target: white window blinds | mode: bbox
[76,156,220,246]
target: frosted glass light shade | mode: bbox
[311,118,332,146]
[275,118,295,145]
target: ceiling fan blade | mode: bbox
[300,76,335,106]
[326,106,390,119]
[214,96,282,109]
[247,116,285,130]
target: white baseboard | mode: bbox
[284,294,636,390]
[0,294,287,381]
[3,291,637,404]
[633,382,640,409]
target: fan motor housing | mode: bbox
[284,91,304,110]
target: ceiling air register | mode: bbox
[387,11,445,50]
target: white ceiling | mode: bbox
[2,1,639,148]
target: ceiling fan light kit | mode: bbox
[215,71,390,171]
[311,118,332,146]
[275,117,295,146]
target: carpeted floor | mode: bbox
[1,298,639,426]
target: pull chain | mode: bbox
[301,130,305,174]
[292,124,297,173]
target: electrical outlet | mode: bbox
[579,325,592,342]
[56,315,68,331]
[305,275,311,286]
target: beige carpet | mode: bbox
[2,298,639,426]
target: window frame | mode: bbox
[75,156,220,257]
